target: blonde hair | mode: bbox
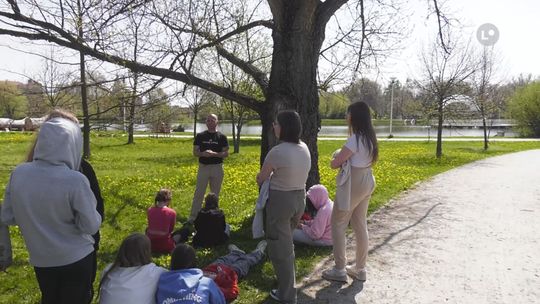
[45,109,79,124]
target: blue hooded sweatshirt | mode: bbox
[156,268,226,304]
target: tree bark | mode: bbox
[264,0,326,187]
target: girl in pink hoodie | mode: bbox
[293,184,333,246]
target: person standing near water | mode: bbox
[189,114,229,223]
[322,101,378,283]
[256,110,311,304]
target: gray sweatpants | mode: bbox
[189,163,224,221]
[265,189,305,304]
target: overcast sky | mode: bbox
[371,0,540,86]
[1,0,538,87]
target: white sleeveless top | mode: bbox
[344,134,373,168]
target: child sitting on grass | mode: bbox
[192,193,230,248]
[98,233,167,304]
[146,188,177,253]
[156,244,226,304]
[293,184,334,247]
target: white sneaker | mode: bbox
[227,244,245,254]
[322,267,347,282]
[255,240,267,253]
[346,265,367,281]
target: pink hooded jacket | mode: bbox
[301,185,333,244]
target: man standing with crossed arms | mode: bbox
[188,114,229,223]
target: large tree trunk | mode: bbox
[263,1,325,187]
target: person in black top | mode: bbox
[79,159,104,290]
[189,114,229,222]
[193,193,229,248]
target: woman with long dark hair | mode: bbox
[322,101,378,283]
[99,233,166,304]
[256,110,311,304]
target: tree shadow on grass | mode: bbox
[105,192,143,230]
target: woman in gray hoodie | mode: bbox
[1,117,101,304]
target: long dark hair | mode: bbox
[98,233,152,298]
[276,110,302,144]
[347,101,378,164]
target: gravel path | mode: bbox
[296,149,540,304]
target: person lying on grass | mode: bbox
[202,240,267,302]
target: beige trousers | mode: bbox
[331,167,375,270]
[189,163,224,221]
[265,189,305,304]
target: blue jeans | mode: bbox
[213,249,264,278]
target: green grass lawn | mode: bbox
[1,132,539,304]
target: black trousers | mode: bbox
[34,251,95,304]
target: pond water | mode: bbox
[185,123,516,137]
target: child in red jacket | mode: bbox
[146,188,176,253]
[203,240,267,302]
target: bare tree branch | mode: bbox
[0,25,263,112]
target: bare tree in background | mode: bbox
[417,38,477,158]
[183,86,213,138]
[469,46,500,150]
[0,0,450,185]
[34,49,77,111]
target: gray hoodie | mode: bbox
[1,118,101,267]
